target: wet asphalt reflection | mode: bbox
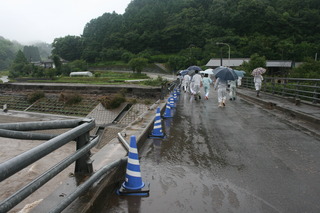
[95,90,320,213]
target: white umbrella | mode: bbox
[200,69,214,75]
[251,67,266,76]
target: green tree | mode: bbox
[23,46,41,62]
[53,55,62,74]
[52,36,82,61]
[45,0,320,65]
[9,50,32,77]
[0,37,21,70]
[128,57,148,73]
[290,58,320,78]
[240,53,266,73]
[68,60,87,72]
[168,55,187,71]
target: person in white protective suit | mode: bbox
[214,77,228,107]
[192,70,203,100]
[181,73,191,93]
[254,74,263,97]
[202,74,212,100]
[229,80,237,101]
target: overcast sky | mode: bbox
[0,0,132,44]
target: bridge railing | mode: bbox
[241,77,320,104]
[0,118,119,213]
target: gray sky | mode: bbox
[0,0,132,44]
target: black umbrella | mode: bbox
[213,66,238,81]
[187,65,202,71]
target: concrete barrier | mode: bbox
[31,99,167,213]
[0,83,162,99]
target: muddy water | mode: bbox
[93,90,320,213]
[0,114,75,213]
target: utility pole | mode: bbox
[216,42,230,67]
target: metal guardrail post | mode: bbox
[271,78,276,94]
[75,131,93,174]
[313,82,319,104]
[295,79,300,99]
[160,85,166,100]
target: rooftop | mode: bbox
[206,58,298,68]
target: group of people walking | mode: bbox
[178,67,264,107]
[181,70,213,101]
[179,70,239,107]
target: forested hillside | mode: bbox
[0,37,21,70]
[52,0,320,67]
[0,37,51,70]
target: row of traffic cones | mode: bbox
[117,88,180,197]
[162,88,180,119]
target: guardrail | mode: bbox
[0,118,118,213]
[241,77,320,104]
[0,81,177,212]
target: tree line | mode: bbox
[2,0,320,78]
[52,0,319,69]
[0,36,51,70]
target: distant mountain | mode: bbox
[0,36,52,70]
[75,0,320,62]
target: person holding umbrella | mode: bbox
[254,74,263,97]
[213,66,238,107]
[192,70,203,100]
[214,77,228,107]
[252,67,266,97]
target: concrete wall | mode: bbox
[0,83,163,99]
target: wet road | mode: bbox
[94,91,320,213]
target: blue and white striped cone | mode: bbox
[169,97,176,108]
[162,102,173,118]
[176,88,181,95]
[150,107,165,138]
[117,135,150,196]
[167,97,171,107]
[173,91,178,102]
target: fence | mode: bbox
[241,77,320,104]
[0,118,124,213]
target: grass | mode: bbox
[0,70,9,76]
[1,70,169,86]
[28,71,168,86]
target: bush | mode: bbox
[128,57,148,73]
[59,92,83,105]
[27,91,45,103]
[142,76,168,86]
[99,93,126,109]
[94,72,102,77]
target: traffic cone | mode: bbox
[169,97,176,108]
[117,135,150,196]
[162,102,173,118]
[150,107,165,138]
[176,88,181,95]
[173,91,178,102]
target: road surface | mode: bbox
[95,89,320,213]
